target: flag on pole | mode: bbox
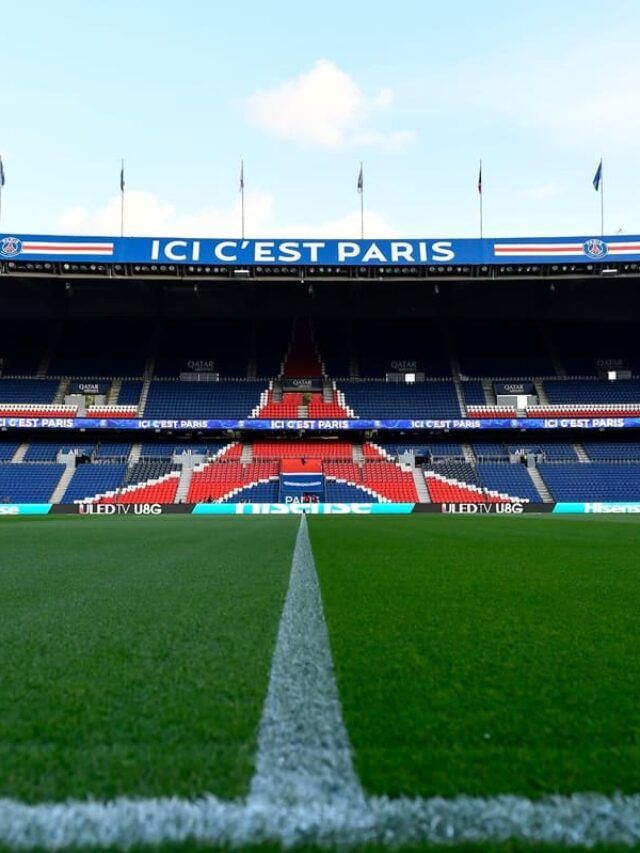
[239,160,244,192]
[357,163,364,193]
[120,160,125,192]
[593,159,603,191]
[0,156,5,188]
[477,161,482,194]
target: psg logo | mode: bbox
[0,236,22,258]
[583,238,608,259]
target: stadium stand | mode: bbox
[0,442,19,462]
[0,379,59,403]
[476,463,541,502]
[539,463,640,502]
[325,480,379,502]
[0,463,64,502]
[582,442,640,461]
[63,463,127,502]
[118,380,144,406]
[2,303,640,506]
[221,479,279,503]
[543,379,640,404]
[144,380,265,419]
[340,380,461,418]
[94,442,133,460]
[24,442,94,462]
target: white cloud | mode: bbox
[55,188,397,239]
[56,189,275,237]
[244,59,415,151]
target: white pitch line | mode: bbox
[248,514,365,809]
[2,516,640,849]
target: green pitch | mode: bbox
[0,516,296,802]
[310,515,640,800]
[1,513,640,847]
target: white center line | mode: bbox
[249,514,365,809]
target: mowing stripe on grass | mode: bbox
[2,516,640,849]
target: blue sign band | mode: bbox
[0,416,638,431]
[1,234,637,267]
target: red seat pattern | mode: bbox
[187,452,280,503]
[307,390,351,418]
[86,405,138,418]
[467,405,517,418]
[252,441,354,459]
[362,460,419,502]
[257,392,303,418]
[529,404,640,418]
[324,461,362,481]
[0,404,77,417]
[97,473,180,504]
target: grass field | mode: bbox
[311,516,640,799]
[0,516,296,802]
[1,514,639,850]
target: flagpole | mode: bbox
[479,159,483,239]
[600,157,604,237]
[240,160,245,240]
[359,161,364,239]
[120,158,125,238]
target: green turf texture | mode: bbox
[0,516,296,803]
[310,515,640,800]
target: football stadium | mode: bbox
[1,233,640,849]
[3,0,640,847]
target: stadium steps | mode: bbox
[452,377,467,416]
[50,463,75,504]
[352,444,365,464]
[12,442,29,463]
[481,377,495,405]
[107,378,122,405]
[574,443,591,462]
[462,443,477,463]
[137,335,157,416]
[241,443,253,464]
[411,466,431,502]
[298,405,309,417]
[322,379,334,403]
[175,465,194,504]
[129,444,142,465]
[137,378,152,415]
[53,378,69,405]
[534,379,550,405]
[527,466,552,502]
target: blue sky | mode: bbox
[1,0,639,238]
